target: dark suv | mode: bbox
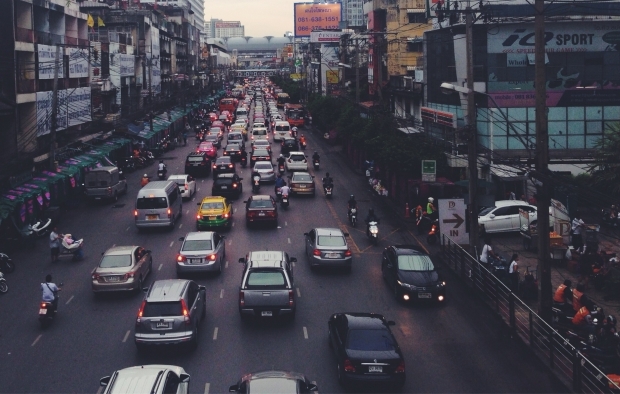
[134,279,206,351]
[185,152,211,177]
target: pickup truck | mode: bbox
[238,251,296,321]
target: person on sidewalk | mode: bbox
[49,227,62,263]
[480,238,500,266]
[572,283,590,313]
[571,211,586,251]
[508,254,519,291]
[553,279,574,314]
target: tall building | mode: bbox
[139,0,204,38]
[204,19,244,39]
[313,0,365,28]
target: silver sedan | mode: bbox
[304,228,353,271]
[252,161,276,183]
[176,231,226,275]
[92,246,153,292]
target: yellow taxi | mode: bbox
[196,196,233,230]
[229,123,248,140]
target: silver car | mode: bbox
[92,246,153,293]
[176,231,226,275]
[304,228,353,271]
[100,365,190,394]
[253,161,276,183]
[285,152,308,172]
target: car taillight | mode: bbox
[207,254,216,261]
[223,213,230,218]
[233,183,238,188]
[395,360,406,373]
[289,290,294,306]
[344,249,352,257]
[228,164,233,168]
[343,359,356,372]
[267,210,276,217]
[134,210,138,218]
[181,299,191,325]
[137,300,146,320]
[196,214,202,219]
[213,164,217,168]
[92,273,100,280]
[313,249,321,256]
[239,291,245,307]
[167,208,171,218]
[124,272,135,280]
[177,255,187,262]
[41,302,47,308]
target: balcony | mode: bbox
[15,27,34,43]
[34,31,65,45]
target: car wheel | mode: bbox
[337,363,347,388]
[136,276,143,293]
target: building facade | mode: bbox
[204,19,244,39]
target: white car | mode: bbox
[478,199,569,233]
[285,152,308,172]
[168,174,196,200]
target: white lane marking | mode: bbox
[287,238,291,244]
[179,223,183,229]
[186,209,190,215]
[228,240,232,246]
[197,188,200,191]
[213,327,219,340]
[204,383,210,394]
[220,289,224,299]
[192,198,195,202]
[202,179,204,183]
[169,241,174,247]
[122,330,131,343]
[292,262,296,267]
[158,263,163,271]
[311,381,317,394]
[31,335,42,347]
[234,208,237,213]
[126,226,130,232]
[303,326,308,339]
[285,221,288,226]
[296,288,301,298]
[65,295,75,305]
[96,386,104,394]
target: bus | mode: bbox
[284,104,306,128]
[219,98,236,113]
[276,93,290,109]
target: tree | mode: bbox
[588,122,620,195]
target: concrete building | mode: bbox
[204,19,244,40]
[313,0,365,28]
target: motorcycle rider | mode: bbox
[427,197,438,220]
[365,208,380,237]
[280,184,291,202]
[572,301,599,338]
[347,194,357,220]
[158,160,167,173]
[312,150,320,163]
[291,126,298,138]
[41,274,60,312]
[140,174,150,187]
[573,283,590,313]
[299,133,307,145]
[277,154,286,171]
[322,172,333,194]
[553,279,574,314]
[274,173,286,197]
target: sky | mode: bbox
[204,0,296,37]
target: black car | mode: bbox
[250,148,272,167]
[381,245,446,303]
[328,313,406,390]
[281,137,299,155]
[229,370,317,394]
[184,152,211,177]
[212,173,243,199]
[212,156,236,178]
[223,144,247,163]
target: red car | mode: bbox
[197,142,217,159]
[209,112,218,122]
[221,110,233,122]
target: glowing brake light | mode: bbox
[313,249,321,256]
[239,291,245,307]
[177,255,187,262]
[167,208,171,218]
[289,290,294,306]
[134,210,138,218]
[137,300,146,319]
[207,254,217,261]
[395,360,406,373]
[344,249,352,257]
[343,359,356,372]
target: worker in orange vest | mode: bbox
[572,305,591,326]
[572,283,586,313]
[140,174,150,188]
[553,280,573,314]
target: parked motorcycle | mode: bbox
[313,158,320,170]
[252,175,261,193]
[349,208,357,227]
[0,253,14,274]
[0,271,7,293]
[367,220,379,245]
[601,207,620,228]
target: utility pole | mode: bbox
[355,38,360,105]
[376,35,383,104]
[534,0,552,322]
[49,45,61,171]
[465,2,479,254]
[148,58,153,131]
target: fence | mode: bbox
[440,234,620,393]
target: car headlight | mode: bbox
[370,228,379,234]
[438,281,446,287]
[397,280,416,290]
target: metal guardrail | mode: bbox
[440,234,620,393]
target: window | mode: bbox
[492,207,512,217]
[182,240,213,251]
[142,301,182,317]
[201,202,224,210]
[137,197,167,209]
[163,372,180,394]
[346,329,396,351]
[246,271,286,287]
[168,189,179,205]
[408,13,426,23]
[397,254,435,271]
[187,282,198,307]
[99,255,132,268]
[317,235,346,246]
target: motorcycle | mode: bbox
[278,163,285,175]
[119,157,136,173]
[427,218,439,245]
[323,183,333,198]
[240,154,248,168]
[349,208,357,227]
[367,220,379,245]
[276,187,283,202]
[252,175,261,193]
[300,140,307,150]
[39,283,62,328]
[0,271,7,293]
[313,158,320,170]
[157,168,167,180]
[0,253,15,274]
[281,194,290,210]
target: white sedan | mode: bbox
[167,174,197,200]
[285,152,308,172]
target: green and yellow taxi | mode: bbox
[196,196,233,230]
[230,123,248,140]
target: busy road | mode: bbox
[0,97,566,393]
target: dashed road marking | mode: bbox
[232,222,235,227]
[197,188,200,191]
[112,244,116,248]
[65,295,74,305]
[296,287,301,297]
[126,226,130,232]
[303,326,308,339]
[179,223,183,229]
[204,383,210,394]
[122,330,131,343]
[285,221,288,226]
[292,261,295,267]
[31,335,42,347]
[192,198,195,202]
[225,261,229,268]
[158,263,163,271]
[213,327,219,340]
[169,241,174,247]
[220,289,224,298]
[234,208,237,213]
[186,209,190,214]
[228,240,232,246]
[287,237,291,244]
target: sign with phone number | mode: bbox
[294,2,342,37]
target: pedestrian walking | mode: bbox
[49,227,62,263]
[572,211,586,251]
[509,254,519,291]
[183,131,188,146]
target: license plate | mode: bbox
[325,253,340,258]
[107,276,120,282]
[259,212,265,216]
[300,185,306,188]
[209,216,216,220]
[39,308,47,315]
[156,322,169,328]
[418,293,432,299]
[261,311,273,317]
[189,258,201,264]
[221,186,228,189]
[368,366,382,373]
[147,215,158,220]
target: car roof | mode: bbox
[492,200,531,208]
[315,228,345,237]
[184,231,214,241]
[391,245,428,256]
[254,162,273,168]
[253,149,270,154]
[107,365,186,394]
[288,151,305,155]
[104,245,137,255]
[248,251,286,268]
[187,152,206,157]
[217,173,237,179]
[340,312,388,329]
[291,172,312,178]
[201,196,226,203]
[147,280,189,302]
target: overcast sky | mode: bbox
[204,0,295,37]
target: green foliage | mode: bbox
[588,122,620,194]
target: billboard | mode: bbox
[215,21,241,28]
[68,48,89,78]
[487,22,620,107]
[320,43,339,95]
[67,87,92,127]
[310,31,343,43]
[294,3,342,37]
[38,45,64,80]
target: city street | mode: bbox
[0,116,566,393]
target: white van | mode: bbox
[134,181,182,230]
[235,107,248,119]
[251,127,269,141]
[273,121,291,141]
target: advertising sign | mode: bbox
[438,199,468,245]
[294,3,342,37]
[38,44,64,80]
[422,160,436,182]
[67,87,92,127]
[215,21,241,28]
[310,31,344,43]
[119,54,135,77]
[320,43,339,95]
[36,90,70,137]
[68,48,89,78]
[150,28,161,95]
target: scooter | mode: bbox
[313,158,320,170]
[427,218,439,245]
[281,194,290,210]
[601,208,620,228]
[0,272,7,293]
[276,187,283,202]
[0,253,14,274]
[39,283,62,328]
[300,140,307,150]
[157,168,167,180]
[324,183,333,198]
[278,163,285,175]
[349,208,357,227]
[252,175,261,193]
[240,155,248,168]
[367,221,379,245]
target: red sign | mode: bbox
[421,107,456,128]
[294,3,342,37]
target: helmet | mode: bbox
[45,274,52,282]
[325,172,330,177]
[144,174,148,178]
[292,127,298,131]
[301,134,305,137]
[314,151,318,154]
[279,154,283,158]
[608,315,617,325]
[428,197,434,203]
[350,194,355,200]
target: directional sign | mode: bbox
[438,199,468,245]
[422,160,436,182]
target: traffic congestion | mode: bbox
[0,79,565,394]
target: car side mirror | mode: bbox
[179,237,185,241]
[229,385,239,393]
[101,252,105,256]
[243,200,248,203]
[239,258,246,264]
[306,383,318,392]
[179,373,190,383]
[290,257,297,263]
[100,376,111,387]
[343,233,350,237]
[199,285,206,292]
[197,203,201,206]
[145,250,151,254]
[387,320,396,326]
[489,214,496,219]
[303,232,309,236]
[142,287,149,293]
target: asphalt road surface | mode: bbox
[0,106,566,393]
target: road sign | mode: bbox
[422,160,436,182]
[287,53,293,58]
[438,199,468,245]
[295,59,302,66]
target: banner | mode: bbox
[36,90,68,137]
[310,31,344,43]
[320,43,339,95]
[67,87,92,127]
[294,3,342,37]
[68,48,89,78]
[119,54,135,77]
[150,28,161,95]
[38,44,64,80]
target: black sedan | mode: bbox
[281,137,299,155]
[381,245,446,303]
[223,144,247,163]
[212,156,236,178]
[328,313,406,390]
[212,173,243,199]
[250,148,272,167]
[244,195,278,228]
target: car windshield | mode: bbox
[293,174,312,182]
[397,254,435,271]
[346,329,396,351]
[318,235,346,246]
[142,301,182,317]
[290,155,305,162]
[201,202,224,210]
[249,199,273,208]
[99,254,132,268]
[479,206,496,216]
[246,271,286,287]
[214,178,233,186]
[210,128,221,133]
[229,134,242,140]
[188,156,204,162]
[248,379,297,394]
[136,197,167,209]
[253,130,267,135]
[255,163,272,170]
[253,150,269,156]
[182,240,213,251]
[216,158,231,164]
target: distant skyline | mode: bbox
[204,0,295,37]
